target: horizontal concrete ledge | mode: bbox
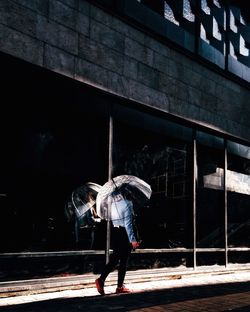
[0,249,192,259]
[1,247,250,258]
[0,250,106,259]
[1,265,250,298]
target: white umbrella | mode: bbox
[96,175,152,220]
[64,182,102,244]
[71,182,101,222]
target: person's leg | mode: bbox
[95,228,120,295]
[96,255,119,295]
[100,227,121,281]
[99,252,119,281]
[117,228,132,288]
[117,248,131,287]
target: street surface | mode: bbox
[1,271,250,311]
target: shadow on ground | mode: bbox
[1,281,250,312]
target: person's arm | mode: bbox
[124,201,139,248]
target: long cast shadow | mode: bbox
[1,281,250,312]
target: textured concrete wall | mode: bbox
[1,0,250,140]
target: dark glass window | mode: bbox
[112,105,193,251]
[227,141,250,249]
[0,54,109,253]
[196,132,225,251]
[228,251,250,265]
[1,52,250,278]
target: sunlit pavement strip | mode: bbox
[1,271,250,307]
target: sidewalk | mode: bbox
[1,267,250,311]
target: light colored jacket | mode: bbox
[111,195,136,243]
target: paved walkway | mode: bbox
[1,270,250,311]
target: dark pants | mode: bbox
[100,227,132,287]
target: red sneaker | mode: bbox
[95,278,105,295]
[116,285,131,294]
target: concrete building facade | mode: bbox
[0,0,250,281]
[1,0,250,139]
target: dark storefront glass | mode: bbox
[196,252,225,267]
[228,251,250,265]
[227,141,250,255]
[0,55,109,254]
[112,105,193,256]
[196,132,225,266]
[196,132,225,250]
[1,53,250,281]
[129,252,194,270]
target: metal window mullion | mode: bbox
[225,1,230,71]
[194,0,201,55]
[193,130,197,269]
[106,111,113,264]
[224,139,228,267]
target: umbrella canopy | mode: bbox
[96,175,152,220]
[64,182,101,227]
[72,182,101,220]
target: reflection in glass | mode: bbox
[229,42,237,58]
[113,110,192,251]
[213,17,222,41]
[239,35,249,56]
[240,14,246,26]
[203,167,224,190]
[196,132,224,251]
[200,23,210,43]
[230,10,237,33]
[164,2,179,25]
[227,170,250,195]
[201,0,211,15]
[183,0,194,22]
[213,0,221,8]
[203,167,250,195]
[228,142,250,250]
